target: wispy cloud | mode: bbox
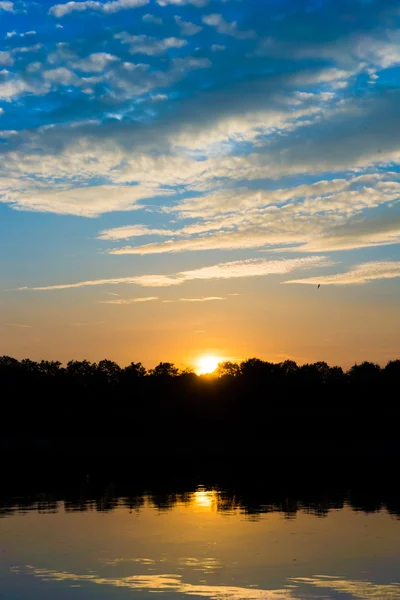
[98,225,175,240]
[49,0,149,18]
[115,32,187,55]
[174,16,202,36]
[202,14,256,40]
[179,296,224,302]
[19,256,332,290]
[100,296,159,304]
[0,2,14,12]
[284,261,400,286]
[1,185,170,217]
[142,13,162,24]
[7,323,32,328]
[157,0,209,6]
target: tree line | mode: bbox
[1,354,399,384]
[1,355,399,453]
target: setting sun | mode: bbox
[195,355,220,375]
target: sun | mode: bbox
[195,355,220,375]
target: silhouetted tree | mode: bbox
[348,361,381,386]
[216,361,240,377]
[149,362,179,377]
[96,359,121,384]
[123,362,147,378]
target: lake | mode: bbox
[1,461,400,600]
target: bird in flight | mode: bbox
[317,284,320,289]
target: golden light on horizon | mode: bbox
[195,355,221,375]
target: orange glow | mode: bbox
[193,488,216,510]
[195,355,221,375]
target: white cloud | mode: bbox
[72,52,120,72]
[43,67,77,85]
[0,51,13,66]
[284,261,400,286]
[0,2,14,12]
[202,14,256,40]
[7,31,36,39]
[157,0,209,6]
[142,13,162,24]
[49,0,149,18]
[115,33,187,55]
[20,256,331,290]
[101,296,159,304]
[211,44,225,51]
[0,77,40,100]
[2,184,170,217]
[151,94,167,101]
[107,232,300,255]
[102,175,400,255]
[174,16,202,36]
[98,224,175,240]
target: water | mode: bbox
[1,470,400,600]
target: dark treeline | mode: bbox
[1,355,400,457]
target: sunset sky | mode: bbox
[1,0,400,369]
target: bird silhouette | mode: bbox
[317,284,320,289]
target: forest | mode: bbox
[1,354,399,458]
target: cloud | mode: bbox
[284,261,400,286]
[115,33,187,55]
[0,77,40,100]
[0,1,14,12]
[142,13,162,24]
[97,224,175,240]
[174,16,202,36]
[157,0,209,6]
[211,44,225,52]
[107,232,300,255]
[103,175,400,255]
[1,184,170,217]
[49,0,149,18]
[202,14,256,40]
[179,296,224,302]
[0,51,13,66]
[43,67,77,85]
[101,296,159,304]
[71,53,120,72]
[7,323,32,328]
[19,256,331,290]
[6,31,36,39]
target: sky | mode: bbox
[0,0,400,369]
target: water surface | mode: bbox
[2,475,400,600]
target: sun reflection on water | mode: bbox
[193,488,216,510]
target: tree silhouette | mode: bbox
[149,362,179,377]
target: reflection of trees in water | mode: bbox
[2,482,400,519]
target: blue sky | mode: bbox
[1,0,400,366]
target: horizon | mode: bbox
[1,0,400,367]
[1,351,399,373]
